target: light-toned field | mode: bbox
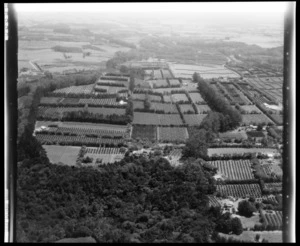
[179,104,195,114]
[53,84,95,95]
[218,230,282,243]
[216,184,262,198]
[242,114,273,125]
[171,93,189,102]
[43,145,80,166]
[18,40,131,73]
[151,102,178,113]
[189,92,205,103]
[169,63,240,79]
[209,160,255,180]
[240,105,262,114]
[195,104,211,114]
[183,114,207,126]
[232,214,261,230]
[83,147,125,165]
[133,112,183,126]
[208,148,278,156]
[36,120,128,131]
[157,127,189,142]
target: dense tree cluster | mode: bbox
[194,73,242,131]
[37,110,131,125]
[17,141,220,243]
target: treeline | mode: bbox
[37,110,131,125]
[194,73,242,132]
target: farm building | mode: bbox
[246,131,265,142]
[219,131,248,143]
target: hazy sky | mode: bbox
[14,2,288,13]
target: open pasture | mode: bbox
[208,148,278,157]
[178,104,195,114]
[150,79,169,88]
[60,98,81,105]
[132,125,157,141]
[218,231,282,243]
[40,97,63,104]
[195,104,211,114]
[158,114,184,126]
[216,183,262,198]
[133,112,159,125]
[132,93,162,102]
[188,92,205,104]
[168,79,181,86]
[151,102,178,113]
[239,105,262,114]
[94,85,127,94]
[157,127,189,142]
[133,100,145,110]
[43,145,80,166]
[170,63,240,79]
[161,69,173,79]
[209,160,255,181]
[183,114,207,126]
[133,112,183,126]
[163,95,173,103]
[53,84,95,95]
[242,114,273,125]
[153,69,163,79]
[171,93,189,103]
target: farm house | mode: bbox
[246,131,265,143]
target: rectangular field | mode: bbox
[239,105,262,114]
[133,100,145,110]
[183,114,207,126]
[168,79,181,86]
[216,184,262,198]
[163,95,173,103]
[150,79,169,88]
[209,160,255,180]
[189,92,205,104]
[157,127,189,142]
[151,102,178,113]
[195,104,211,114]
[161,69,173,79]
[208,148,278,156]
[53,84,95,95]
[132,112,183,126]
[43,145,80,166]
[132,125,157,141]
[83,147,125,165]
[78,98,120,106]
[40,97,63,104]
[171,93,189,103]
[242,114,273,125]
[218,231,282,243]
[179,104,195,114]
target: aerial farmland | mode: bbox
[15,5,288,243]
